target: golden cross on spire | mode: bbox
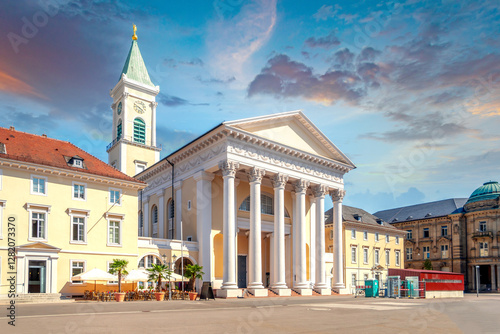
[132,24,138,40]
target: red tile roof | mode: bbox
[0,127,143,184]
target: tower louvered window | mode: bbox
[133,118,146,144]
[117,119,122,141]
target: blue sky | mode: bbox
[1,0,499,212]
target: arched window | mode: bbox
[116,119,122,141]
[138,255,161,268]
[151,205,158,238]
[167,199,174,239]
[239,194,290,217]
[133,118,146,144]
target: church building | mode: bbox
[108,27,356,297]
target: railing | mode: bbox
[106,136,162,151]
[472,231,493,239]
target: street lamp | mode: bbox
[170,254,177,300]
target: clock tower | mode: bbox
[107,25,161,176]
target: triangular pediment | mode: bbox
[17,242,61,252]
[224,111,355,168]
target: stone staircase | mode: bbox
[0,293,74,304]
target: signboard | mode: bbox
[199,281,215,300]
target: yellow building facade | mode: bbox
[0,127,145,297]
[325,205,405,294]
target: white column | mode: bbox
[272,173,288,289]
[314,185,329,292]
[247,167,265,291]
[269,233,275,287]
[194,171,214,287]
[285,235,291,287]
[143,198,149,237]
[158,193,164,239]
[309,195,316,287]
[292,192,297,286]
[331,189,346,289]
[220,160,239,290]
[294,179,310,289]
[174,181,182,240]
[150,101,158,146]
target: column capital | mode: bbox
[271,173,288,189]
[330,188,346,202]
[313,185,328,198]
[150,101,158,108]
[219,160,239,177]
[293,179,310,194]
[122,92,129,99]
[247,167,265,183]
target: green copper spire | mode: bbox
[120,26,154,87]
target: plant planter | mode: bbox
[154,292,165,301]
[188,292,198,301]
[115,292,126,302]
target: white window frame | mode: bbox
[351,229,356,239]
[28,206,50,242]
[70,260,86,285]
[479,221,487,232]
[395,251,400,266]
[479,242,489,257]
[351,246,357,264]
[363,231,368,241]
[72,181,87,201]
[135,161,147,175]
[363,247,369,264]
[423,246,430,259]
[73,159,83,168]
[109,188,122,206]
[385,234,390,243]
[406,248,413,260]
[385,249,390,265]
[107,261,119,285]
[374,249,380,265]
[107,218,122,247]
[375,233,379,242]
[395,236,399,245]
[69,212,88,245]
[441,244,449,258]
[351,273,357,288]
[30,175,48,196]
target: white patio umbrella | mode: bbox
[169,272,189,282]
[71,268,118,291]
[123,269,150,290]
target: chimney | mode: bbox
[9,126,15,131]
[42,134,47,138]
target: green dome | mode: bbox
[466,181,500,204]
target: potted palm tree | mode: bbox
[108,259,129,302]
[184,264,204,301]
[147,263,172,301]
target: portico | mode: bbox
[136,111,355,298]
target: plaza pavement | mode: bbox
[2,293,500,333]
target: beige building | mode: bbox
[325,205,405,293]
[0,127,145,297]
[375,181,500,291]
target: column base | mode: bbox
[217,289,242,298]
[332,283,345,289]
[247,288,268,297]
[313,288,331,296]
[247,282,265,290]
[270,288,291,296]
[271,282,288,290]
[221,282,238,289]
[294,288,312,296]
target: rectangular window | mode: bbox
[73,183,86,200]
[407,230,413,239]
[72,216,86,243]
[479,221,487,232]
[363,231,368,240]
[423,246,430,259]
[107,262,118,284]
[108,221,121,245]
[71,261,85,284]
[375,233,379,242]
[109,189,121,205]
[351,246,357,263]
[363,274,369,281]
[351,229,356,239]
[351,274,356,288]
[479,242,489,257]
[385,234,390,243]
[385,250,390,265]
[374,249,380,265]
[31,212,46,239]
[406,248,413,260]
[441,244,449,258]
[395,251,400,266]
[396,236,399,244]
[423,228,429,238]
[441,226,448,236]
[135,163,146,175]
[363,248,368,264]
[31,176,47,195]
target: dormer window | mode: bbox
[0,142,6,154]
[353,214,362,221]
[68,156,85,168]
[376,218,383,225]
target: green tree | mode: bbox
[147,263,172,292]
[184,264,204,292]
[108,259,129,293]
[423,258,433,270]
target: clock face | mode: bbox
[117,102,122,115]
[134,100,146,114]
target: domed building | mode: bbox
[374,181,500,292]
